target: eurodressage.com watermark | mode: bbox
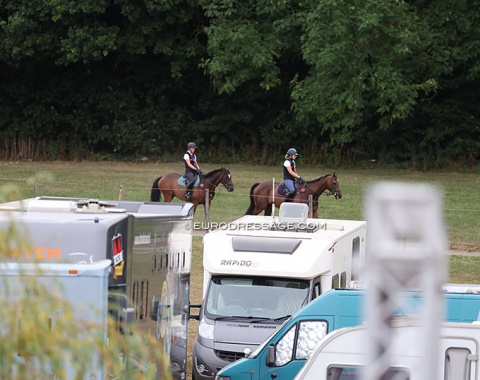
[193,221,320,232]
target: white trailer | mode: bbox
[0,196,194,379]
[191,203,367,380]
[0,260,111,379]
[294,321,480,380]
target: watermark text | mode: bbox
[193,221,320,232]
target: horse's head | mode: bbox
[220,168,234,192]
[327,173,342,199]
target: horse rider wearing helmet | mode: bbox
[283,148,304,200]
[184,142,202,200]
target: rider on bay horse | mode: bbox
[283,148,305,201]
[184,141,202,200]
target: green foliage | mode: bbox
[0,0,479,166]
[0,273,171,379]
[0,184,172,379]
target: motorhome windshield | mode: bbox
[205,276,310,319]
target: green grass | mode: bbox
[2,160,479,284]
[1,160,479,251]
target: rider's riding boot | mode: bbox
[184,190,192,200]
[284,190,295,202]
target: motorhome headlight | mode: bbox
[198,318,214,339]
[216,376,231,380]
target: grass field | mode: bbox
[1,160,480,378]
[1,160,479,250]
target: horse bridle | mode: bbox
[299,176,338,201]
[327,177,339,198]
[219,172,233,190]
[201,170,231,191]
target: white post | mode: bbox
[363,182,447,380]
[204,189,210,228]
[272,177,275,217]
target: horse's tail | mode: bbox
[150,176,162,202]
[245,183,260,215]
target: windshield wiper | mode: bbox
[215,315,278,323]
[215,315,248,320]
[274,315,291,321]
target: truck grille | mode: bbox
[215,350,244,362]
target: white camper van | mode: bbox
[294,321,480,380]
[191,203,367,380]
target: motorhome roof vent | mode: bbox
[232,236,302,254]
[279,203,309,224]
[74,199,128,213]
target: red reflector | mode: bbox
[68,269,78,274]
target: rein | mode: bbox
[297,175,338,204]
[199,170,228,190]
[300,177,329,198]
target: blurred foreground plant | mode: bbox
[0,183,172,379]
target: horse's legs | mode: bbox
[162,191,174,202]
[312,203,319,218]
[263,206,272,216]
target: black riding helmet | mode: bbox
[187,142,197,149]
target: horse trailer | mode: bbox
[191,203,367,380]
[0,196,194,379]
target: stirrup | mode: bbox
[184,191,192,200]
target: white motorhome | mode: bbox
[0,196,194,379]
[294,321,480,380]
[191,203,367,380]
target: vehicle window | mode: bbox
[295,320,327,360]
[275,324,296,366]
[313,282,321,298]
[445,347,471,380]
[205,276,309,319]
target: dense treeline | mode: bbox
[1,0,479,168]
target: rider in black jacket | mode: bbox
[184,142,201,200]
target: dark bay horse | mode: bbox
[150,168,234,212]
[245,173,342,218]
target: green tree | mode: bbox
[200,0,480,165]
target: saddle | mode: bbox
[177,175,201,188]
[278,181,305,197]
[277,183,289,196]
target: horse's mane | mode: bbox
[204,167,227,177]
[306,174,331,184]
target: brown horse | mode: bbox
[245,173,342,218]
[150,168,234,212]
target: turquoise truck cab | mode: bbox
[216,286,480,380]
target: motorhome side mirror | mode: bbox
[266,345,276,366]
[189,303,201,320]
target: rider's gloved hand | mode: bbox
[196,169,202,175]
[298,177,305,183]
